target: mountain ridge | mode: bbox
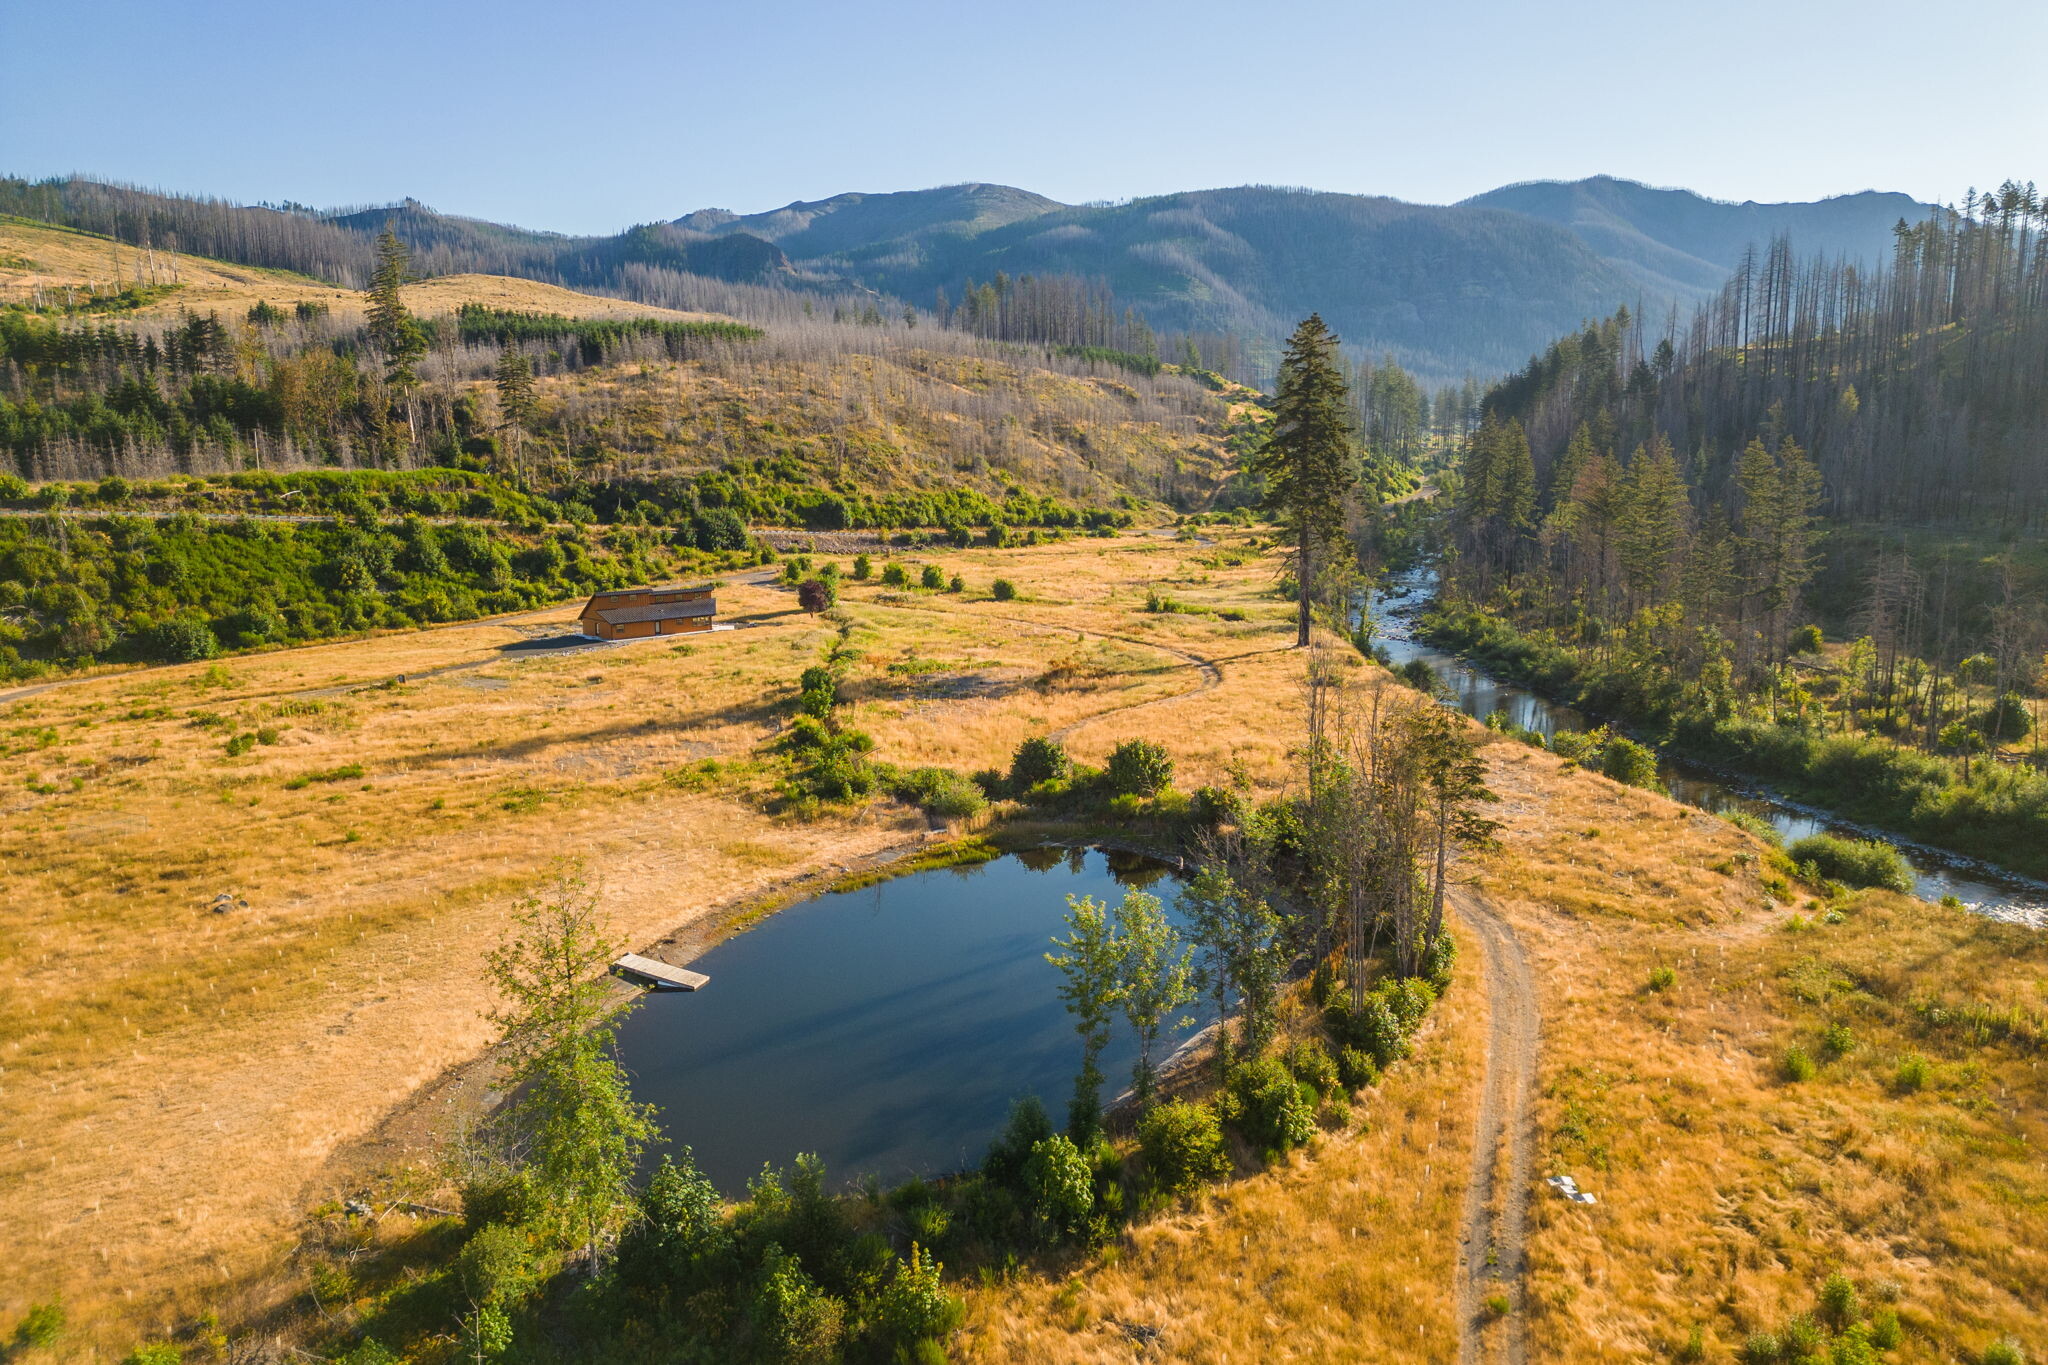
[0,172,1941,382]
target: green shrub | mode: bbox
[1285,1038,1340,1098]
[881,562,910,588]
[982,1095,1053,1188]
[1818,1272,1861,1329]
[1647,965,1676,992]
[920,564,945,590]
[617,1151,732,1294]
[1982,1342,2027,1365]
[457,1223,535,1308]
[1228,1055,1316,1154]
[1790,624,1824,655]
[948,574,965,593]
[889,766,986,818]
[1894,1053,1931,1092]
[1550,729,1599,762]
[120,1346,181,1365]
[783,714,832,752]
[1741,1331,1781,1364]
[1868,1309,1901,1350]
[147,617,219,663]
[460,1304,512,1362]
[1396,658,1439,694]
[1334,1046,1379,1091]
[851,554,871,580]
[9,1300,64,1353]
[1781,1045,1817,1082]
[1598,735,1661,789]
[1820,1021,1855,1058]
[1022,1134,1094,1241]
[991,578,1017,601]
[1105,739,1174,797]
[749,1245,844,1363]
[1136,1099,1230,1195]
[1780,1315,1822,1357]
[1719,809,1786,846]
[1787,834,1912,892]
[1009,736,1072,790]
[873,1243,964,1350]
[1422,930,1457,991]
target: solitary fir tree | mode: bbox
[365,227,428,444]
[1254,315,1357,646]
[494,348,537,477]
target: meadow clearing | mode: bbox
[4,525,2043,1363]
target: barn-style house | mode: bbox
[577,585,716,640]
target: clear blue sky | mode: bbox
[5,0,2043,235]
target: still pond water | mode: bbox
[614,846,1191,1195]
[1368,570,2048,927]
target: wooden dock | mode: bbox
[612,953,710,992]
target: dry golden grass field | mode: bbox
[0,215,721,322]
[4,526,2044,1363]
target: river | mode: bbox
[1366,570,2048,928]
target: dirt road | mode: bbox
[1452,884,1541,1365]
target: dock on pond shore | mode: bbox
[612,953,710,992]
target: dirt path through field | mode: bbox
[1452,884,1540,1365]
[859,598,1227,740]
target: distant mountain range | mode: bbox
[0,173,1939,383]
[662,178,1934,380]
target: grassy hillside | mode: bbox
[0,215,724,323]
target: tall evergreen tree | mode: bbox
[494,348,537,477]
[1253,314,1358,646]
[365,227,428,444]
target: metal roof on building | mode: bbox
[593,599,717,626]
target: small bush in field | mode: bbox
[1647,965,1676,992]
[1781,1045,1817,1082]
[991,578,1017,601]
[874,1243,964,1349]
[881,562,909,588]
[1778,1315,1822,1357]
[1105,739,1173,797]
[851,554,871,580]
[1136,1099,1229,1195]
[1009,736,1071,790]
[919,564,945,590]
[1787,833,1911,892]
[1740,1332,1780,1364]
[1818,1272,1861,1329]
[1821,1021,1855,1058]
[1981,1340,2025,1365]
[10,1301,64,1353]
[948,574,964,593]
[1894,1053,1931,1091]
[1868,1309,1902,1349]
[1022,1134,1094,1241]
[1229,1056,1316,1154]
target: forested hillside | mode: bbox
[1442,178,2048,875]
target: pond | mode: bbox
[1366,569,2048,927]
[614,845,1192,1195]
